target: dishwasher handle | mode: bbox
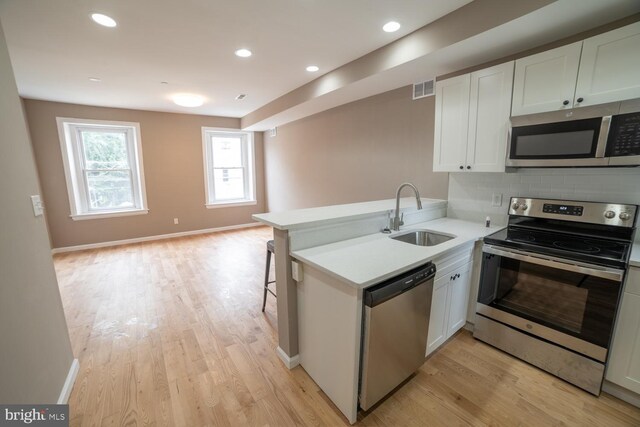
[364,263,436,308]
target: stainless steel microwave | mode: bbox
[507,101,640,168]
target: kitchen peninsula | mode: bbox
[253,197,501,423]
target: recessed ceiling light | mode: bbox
[306,65,319,72]
[235,94,247,100]
[172,94,205,107]
[235,48,252,58]
[91,13,117,28]
[383,21,401,33]
[88,77,101,82]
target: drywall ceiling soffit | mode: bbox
[0,0,472,118]
[242,0,640,131]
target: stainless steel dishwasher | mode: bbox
[359,262,436,410]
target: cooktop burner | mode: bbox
[484,227,631,268]
[552,240,601,254]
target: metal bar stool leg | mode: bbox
[262,247,272,312]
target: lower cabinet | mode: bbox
[426,260,472,356]
[606,267,640,395]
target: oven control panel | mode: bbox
[542,203,583,216]
[509,197,638,227]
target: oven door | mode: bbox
[506,116,611,167]
[477,245,624,362]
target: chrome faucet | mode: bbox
[391,183,422,231]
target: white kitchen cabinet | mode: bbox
[574,21,640,108]
[466,62,514,172]
[512,21,640,116]
[606,266,640,395]
[433,61,513,173]
[433,74,470,172]
[446,262,473,337]
[426,260,473,356]
[426,273,450,355]
[511,42,582,116]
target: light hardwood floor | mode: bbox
[54,226,640,426]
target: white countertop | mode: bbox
[292,218,503,289]
[630,242,640,268]
[252,198,446,230]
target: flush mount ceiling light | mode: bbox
[88,77,101,82]
[382,21,401,33]
[234,48,252,58]
[306,65,319,72]
[91,13,117,28]
[172,93,205,107]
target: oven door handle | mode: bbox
[483,245,624,282]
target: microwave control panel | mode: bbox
[608,112,640,157]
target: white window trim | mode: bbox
[201,127,256,208]
[56,117,149,220]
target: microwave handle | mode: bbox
[483,244,624,281]
[595,115,612,158]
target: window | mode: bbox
[202,128,256,208]
[57,118,148,220]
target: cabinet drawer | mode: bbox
[625,267,640,296]
[433,243,473,280]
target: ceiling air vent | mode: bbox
[413,78,435,100]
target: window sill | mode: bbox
[206,200,257,209]
[70,209,149,221]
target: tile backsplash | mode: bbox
[447,168,640,226]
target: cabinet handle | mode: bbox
[577,97,584,103]
[466,166,471,170]
[562,100,569,106]
[459,166,464,170]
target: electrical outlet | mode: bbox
[173,218,179,225]
[491,193,503,207]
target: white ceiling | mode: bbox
[0,0,471,118]
[246,0,640,130]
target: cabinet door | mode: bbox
[447,262,472,338]
[433,74,470,172]
[575,22,640,108]
[511,42,582,116]
[466,62,514,172]
[606,267,640,395]
[426,274,450,356]
[606,292,640,394]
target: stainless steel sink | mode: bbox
[390,229,455,246]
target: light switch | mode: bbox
[30,195,44,216]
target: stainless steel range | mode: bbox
[473,197,637,395]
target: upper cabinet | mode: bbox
[575,22,640,107]
[511,42,582,116]
[433,61,514,173]
[512,21,640,116]
[433,74,470,172]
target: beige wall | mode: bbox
[0,22,74,403]
[23,100,266,248]
[263,86,448,212]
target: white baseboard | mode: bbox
[276,346,300,369]
[603,380,640,408]
[51,222,263,254]
[57,359,79,404]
